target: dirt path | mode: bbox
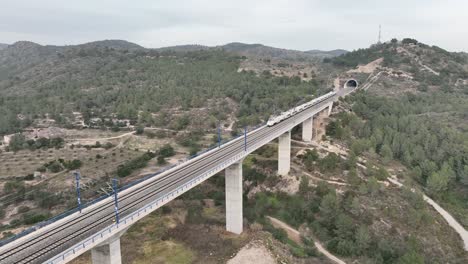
[387,177,468,251]
[227,240,275,264]
[267,216,346,264]
[314,241,346,264]
[291,164,348,186]
[226,121,235,132]
[71,131,136,142]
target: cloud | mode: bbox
[0,0,466,51]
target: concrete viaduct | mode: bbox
[0,86,355,264]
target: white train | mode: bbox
[267,91,336,127]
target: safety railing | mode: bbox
[47,122,275,264]
[1,100,323,249]
[0,123,265,247]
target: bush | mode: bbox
[24,174,35,181]
[63,159,83,170]
[117,152,156,177]
[18,206,30,213]
[47,161,63,173]
[35,192,61,209]
[318,153,341,172]
[159,144,175,158]
[22,213,48,225]
[4,181,25,193]
[402,38,418,45]
[136,126,144,135]
[157,156,166,165]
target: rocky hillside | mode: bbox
[0,44,8,50]
[328,38,468,95]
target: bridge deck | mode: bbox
[0,96,338,264]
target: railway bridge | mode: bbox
[0,87,355,264]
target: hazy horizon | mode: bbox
[1,0,467,52]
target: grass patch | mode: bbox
[134,240,194,264]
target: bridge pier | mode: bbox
[327,102,333,116]
[302,116,313,142]
[278,130,291,175]
[91,229,127,264]
[225,161,243,234]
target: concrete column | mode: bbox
[312,113,322,141]
[278,130,291,175]
[91,230,127,264]
[225,161,243,234]
[91,237,121,264]
[302,116,313,142]
[327,102,333,116]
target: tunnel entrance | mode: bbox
[344,79,358,89]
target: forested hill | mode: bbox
[220,42,340,60]
[326,39,468,229]
[157,42,348,60]
[0,40,329,135]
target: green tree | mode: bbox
[439,162,456,184]
[157,156,166,165]
[48,161,63,173]
[397,250,424,264]
[355,225,371,254]
[135,126,144,135]
[461,165,468,186]
[350,197,361,216]
[379,144,393,164]
[367,177,380,196]
[159,144,175,157]
[320,191,339,226]
[427,171,449,195]
[347,168,360,186]
[375,166,389,180]
[8,134,26,152]
[299,176,310,195]
[303,149,319,170]
[319,153,341,172]
[345,151,357,170]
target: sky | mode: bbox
[1,0,467,52]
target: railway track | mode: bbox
[0,98,335,264]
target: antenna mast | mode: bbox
[378,25,382,44]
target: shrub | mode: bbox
[157,156,166,165]
[47,161,63,173]
[63,159,83,170]
[18,206,30,213]
[117,152,156,177]
[136,126,145,135]
[22,213,48,225]
[159,144,175,158]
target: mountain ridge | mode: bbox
[1,40,348,62]
[158,42,349,59]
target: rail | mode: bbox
[0,122,266,247]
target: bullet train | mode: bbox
[267,91,336,127]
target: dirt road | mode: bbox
[267,216,346,264]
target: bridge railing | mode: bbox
[0,122,267,247]
[48,124,274,264]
